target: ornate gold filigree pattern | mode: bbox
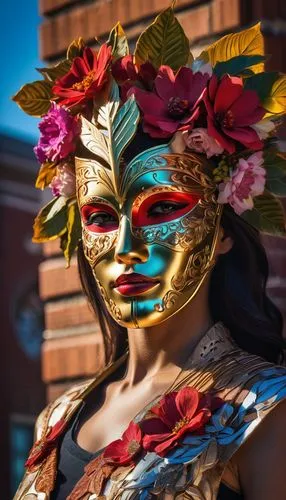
[34,447,57,494]
[82,226,118,267]
[132,154,218,252]
[76,157,116,201]
[97,279,123,321]
[172,243,216,292]
[76,145,221,328]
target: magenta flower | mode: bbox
[129,65,209,138]
[184,128,223,158]
[204,74,265,154]
[34,103,81,164]
[217,151,266,215]
[112,55,138,83]
[50,163,76,198]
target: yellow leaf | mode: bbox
[60,201,82,266]
[67,37,85,60]
[199,23,264,74]
[107,22,129,59]
[37,59,72,82]
[35,162,57,190]
[263,75,286,115]
[135,7,189,71]
[33,196,68,243]
[12,80,52,117]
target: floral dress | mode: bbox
[14,323,286,500]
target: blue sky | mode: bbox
[0,0,42,143]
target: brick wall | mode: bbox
[39,240,105,400]
[38,0,286,401]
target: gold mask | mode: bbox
[76,143,221,328]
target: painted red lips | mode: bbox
[113,273,159,296]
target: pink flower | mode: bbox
[217,151,266,215]
[204,74,265,153]
[184,128,224,158]
[34,103,81,164]
[50,163,76,198]
[129,65,209,138]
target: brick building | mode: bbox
[0,134,46,497]
[37,0,286,402]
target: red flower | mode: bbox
[52,44,112,108]
[129,65,209,138]
[112,55,138,83]
[112,55,157,100]
[25,418,67,469]
[103,421,143,465]
[204,74,265,153]
[141,387,222,457]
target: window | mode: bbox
[10,415,35,496]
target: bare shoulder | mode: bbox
[234,398,286,500]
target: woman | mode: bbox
[14,7,286,499]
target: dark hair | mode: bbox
[77,205,285,365]
[210,206,284,362]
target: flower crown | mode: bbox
[13,5,286,264]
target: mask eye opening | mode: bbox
[132,191,200,228]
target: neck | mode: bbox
[125,281,213,386]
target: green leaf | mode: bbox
[264,150,286,196]
[33,196,68,243]
[12,80,53,117]
[266,176,286,196]
[242,191,286,236]
[244,72,279,102]
[134,7,189,71]
[60,201,82,266]
[35,162,57,190]
[67,37,85,60]
[214,55,265,78]
[199,22,264,74]
[107,22,129,59]
[112,96,140,167]
[37,59,72,82]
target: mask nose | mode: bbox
[114,215,149,265]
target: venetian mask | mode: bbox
[76,136,222,328]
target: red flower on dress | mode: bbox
[204,74,265,154]
[25,418,67,469]
[103,421,143,465]
[52,44,112,108]
[129,65,209,138]
[141,387,222,457]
